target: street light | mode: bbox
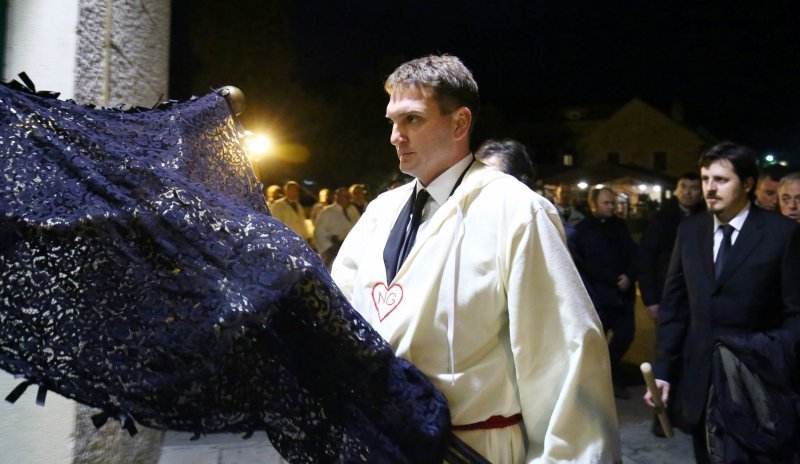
[577,181,589,190]
[242,130,271,161]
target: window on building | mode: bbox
[607,152,620,164]
[653,152,667,171]
[563,154,573,166]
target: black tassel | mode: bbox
[35,385,47,406]
[5,380,34,403]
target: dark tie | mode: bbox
[383,189,430,282]
[715,224,734,280]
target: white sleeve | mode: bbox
[507,207,621,463]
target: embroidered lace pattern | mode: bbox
[0,82,449,463]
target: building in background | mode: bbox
[541,98,715,226]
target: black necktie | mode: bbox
[383,189,429,282]
[715,224,734,280]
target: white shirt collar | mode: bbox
[415,154,474,205]
[713,201,750,232]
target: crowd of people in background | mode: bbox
[258,109,799,464]
[267,142,798,430]
[261,153,799,289]
[260,179,409,269]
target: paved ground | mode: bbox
[614,298,694,463]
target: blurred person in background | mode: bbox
[264,184,283,209]
[778,172,800,222]
[754,164,789,210]
[348,184,368,215]
[314,187,360,269]
[569,187,638,399]
[310,188,331,225]
[475,138,536,189]
[270,181,313,243]
[639,172,705,320]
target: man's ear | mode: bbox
[743,176,755,194]
[453,107,472,140]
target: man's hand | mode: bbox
[645,304,659,320]
[616,274,631,291]
[643,379,670,408]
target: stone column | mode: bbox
[74,0,171,107]
[2,1,171,463]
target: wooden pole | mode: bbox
[640,362,673,438]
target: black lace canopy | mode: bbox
[0,80,452,463]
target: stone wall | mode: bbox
[74,0,170,107]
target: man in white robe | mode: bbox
[332,54,620,463]
[271,180,312,243]
[314,187,360,269]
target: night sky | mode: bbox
[171,0,800,186]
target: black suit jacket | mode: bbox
[654,205,800,425]
[638,199,704,306]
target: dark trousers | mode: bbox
[596,303,635,380]
[691,418,710,464]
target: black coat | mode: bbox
[707,330,800,463]
[654,205,800,425]
[569,215,638,308]
[638,198,704,306]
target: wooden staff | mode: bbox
[640,362,673,438]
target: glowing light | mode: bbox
[595,183,605,189]
[245,134,271,157]
[638,184,648,191]
[653,185,662,193]
[779,161,789,166]
[577,181,589,190]
[765,154,775,163]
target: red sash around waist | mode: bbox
[452,413,523,431]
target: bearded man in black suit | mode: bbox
[644,141,800,463]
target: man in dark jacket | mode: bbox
[638,173,705,435]
[569,187,638,398]
[645,142,800,463]
[639,172,705,320]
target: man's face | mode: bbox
[701,160,752,222]
[555,185,567,206]
[386,85,459,186]
[591,190,616,219]
[675,178,702,209]
[779,180,800,222]
[755,176,779,210]
[336,189,351,208]
[285,184,300,201]
[351,186,366,205]
[267,186,283,202]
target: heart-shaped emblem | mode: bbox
[371,282,403,322]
